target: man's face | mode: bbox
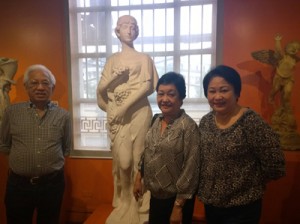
[25,69,54,105]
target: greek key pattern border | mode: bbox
[80,117,107,133]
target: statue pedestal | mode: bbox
[105,191,150,224]
[106,210,148,224]
[271,105,300,151]
[277,131,300,150]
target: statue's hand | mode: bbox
[274,34,282,41]
[112,107,126,124]
[112,66,129,79]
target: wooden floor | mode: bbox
[84,203,206,224]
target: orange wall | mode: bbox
[0,0,300,223]
[222,0,300,125]
[0,0,70,223]
[221,1,300,223]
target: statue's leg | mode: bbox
[132,128,150,215]
[269,74,282,104]
[112,157,121,208]
[282,79,293,107]
[112,125,133,218]
[118,141,133,204]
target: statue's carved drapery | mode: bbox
[0,57,18,123]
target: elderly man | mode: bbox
[0,64,71,224]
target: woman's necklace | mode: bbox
[214,106,242,129]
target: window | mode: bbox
[68,0,217,158]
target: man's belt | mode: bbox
[9,168,64,185]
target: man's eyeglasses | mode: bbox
[28,80,52,88]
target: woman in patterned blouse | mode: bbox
[198,65,286,224]
[133,72,200,224]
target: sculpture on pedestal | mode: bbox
[252,34,300,150]
[97,15,158,224]
[0,57,17,124]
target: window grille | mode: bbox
[68,0,217,157]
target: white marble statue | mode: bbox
[97,15,158,224]
[0,57,17,123]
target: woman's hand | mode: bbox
[133,171,144,201]
[170,205,183,224]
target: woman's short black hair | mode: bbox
[156,72,186,100]
[203,65,241,98]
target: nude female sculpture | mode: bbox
[97,15,158,223]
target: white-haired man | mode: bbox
[0,64,71,224]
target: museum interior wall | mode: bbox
[0,0,299,223]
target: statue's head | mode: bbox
[115,15,139,41]
[286,41,300,55]
[0,57,18,81]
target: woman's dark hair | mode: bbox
[156,72,186,100]
[203,65,241,98]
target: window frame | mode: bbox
[67,0,219,158]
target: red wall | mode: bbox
[0,0,299,223]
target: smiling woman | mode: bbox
[198,65,286,224]
[156,72,186,124]
[134,72,200,224]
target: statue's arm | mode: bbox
[96,64,111,112]
[96,79,109,112]
[274,34,283,56]
[118,56,157,113]
[124,80,152,111]
[97,65,130,112]
[111,80,153,124]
